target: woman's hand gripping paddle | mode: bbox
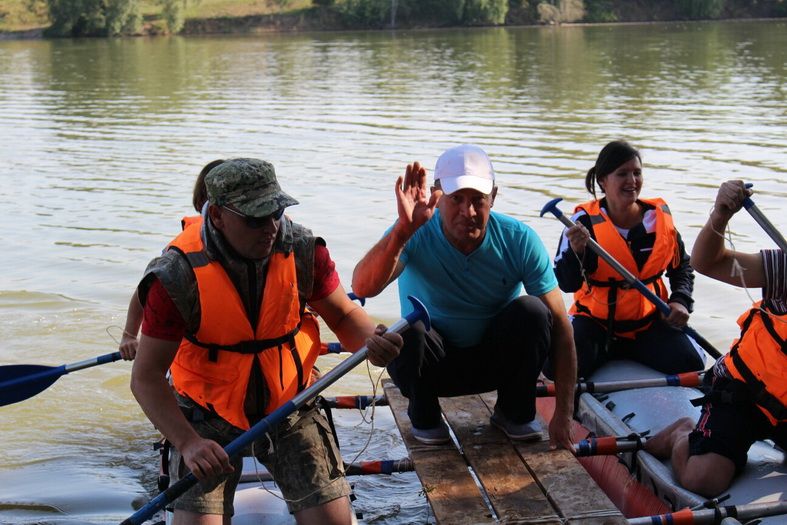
[540,198,722,360]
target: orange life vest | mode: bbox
[723,302,787,425]
[180,214,201,230]
[569,198,680,338]
[163,215,201,251]
[167,224,321,430]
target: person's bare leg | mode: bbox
[674,445,735,498]
[173,511,229,525]
[645,417,736,497]
[645,417,695,458]
[294,495,353,525]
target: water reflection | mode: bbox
[0,20,785,523]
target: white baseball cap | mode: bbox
[434,144,495,195]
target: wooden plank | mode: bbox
[383,380,494,525]
[528,398,628,524]
[515,440,626,524]
[440,394,562,525]
[384,381,625,524]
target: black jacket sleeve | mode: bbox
[665,230,695,312]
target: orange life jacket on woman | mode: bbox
[569,198,680,339]
[166,224,321,430]
[723,302,787,426]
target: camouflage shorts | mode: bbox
[168,397,351,516]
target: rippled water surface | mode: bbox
[1,20,786,523]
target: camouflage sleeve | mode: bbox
[289,221,317,306]
[138,249,201,334]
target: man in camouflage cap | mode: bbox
[131,158,402,524]
[205,158,299,218]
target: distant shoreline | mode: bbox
[0,13,784,41]
[0,28,45,40]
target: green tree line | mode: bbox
[28,0,187,35]
[28,0,787,37]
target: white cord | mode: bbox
[710,209,785,324]
[251,355,387,504]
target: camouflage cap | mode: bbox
[205,158,299,217]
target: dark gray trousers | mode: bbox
[387,296,552,429]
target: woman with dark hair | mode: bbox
[550,140,704,378]
[118,159,224,359]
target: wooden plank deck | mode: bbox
[383,379,626,525]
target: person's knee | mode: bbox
[508,295,551,324]
[673,416,696,434]
[501,297,552,349]
[672,337,705,372]
[294,496,352,525]
[401,323,427,349]
[681,474,733,498]
[390,325,427,370]
[679,455,735,497]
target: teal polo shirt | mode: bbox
[392,210,557,348]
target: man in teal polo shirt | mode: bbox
[352,144,576,450]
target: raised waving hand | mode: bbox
[395,161,442,236]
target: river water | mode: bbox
[0,20,785,524]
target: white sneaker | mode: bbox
[490,409,542,441]
[411,420,450,445]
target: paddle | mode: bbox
[347,292,366,306]
[238,457,414,482]
[573,435,647,457]
[627,500,787,525]
[344,457,414,476]
[121,295,430,525]
[742,185,787,252]
[0,351,122,407]
[321,394,388,409]
[536,371,704,397]
[540,198,722,360]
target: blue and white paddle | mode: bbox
[0,351,122,407]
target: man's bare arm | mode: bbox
[352,162,441,297]
[309,285,402,366]
[130,335,233,480]
[539,288,577,451]
[351,226,408,298]
[691,180,765,288]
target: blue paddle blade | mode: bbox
[0,364,63,407]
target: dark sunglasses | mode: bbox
[222,206,284,228]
